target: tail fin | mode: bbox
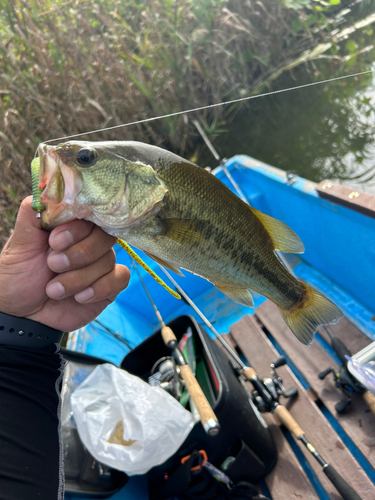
[279,286,343,345]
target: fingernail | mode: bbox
[49,253,70,272]
[52,230,74,251]
[46,281,65,299]
[75,287,94,303]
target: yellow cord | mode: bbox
[116,239,181,300]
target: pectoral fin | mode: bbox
[143,250,185,276]
[158,218,202,245]
[251,208,304,254]
[216,285,254,308]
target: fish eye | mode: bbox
[76,148,98,167]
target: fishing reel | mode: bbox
[148,356,184,400]
[318,329,368,413]
[318,365,366,413]
[252,357,298,413]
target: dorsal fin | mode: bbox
[251,208,304,254]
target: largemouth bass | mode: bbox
[37,140,342,345]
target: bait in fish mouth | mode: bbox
[33,140,343,345]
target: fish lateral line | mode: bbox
[116,238,181,300]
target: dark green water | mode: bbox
[204,1,375,195]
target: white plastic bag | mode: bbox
[70,363,196,475]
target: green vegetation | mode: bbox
[211,1,375,187]
[0,0,371,246]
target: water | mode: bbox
[204,1,375,195]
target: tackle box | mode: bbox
[121,315,277,492]
[61,315,277,498]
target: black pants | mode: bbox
[0,345,64,500]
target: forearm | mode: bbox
[0,196,130,500]
[0,343,65,500]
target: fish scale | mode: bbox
[150,161,298,301]
[36,140,343,345]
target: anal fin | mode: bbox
[143,250,185,276]
[216,285,254,308]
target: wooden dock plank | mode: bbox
[229,315,375,500]
[262,413,321,500]
[255,301,375,469]
[221,334,320,500]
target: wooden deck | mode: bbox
[222,301,375,500]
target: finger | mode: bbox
[49,219,95,252]
[3,196,48,254]
[46,249,116,299]
[75,264,130,303]
[48,225,116,273]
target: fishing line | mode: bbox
[43,69,374,144]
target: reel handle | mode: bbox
[335,398,352,414]
[284,387,298,399]
[271,356,287,369]
[319,367,334,380]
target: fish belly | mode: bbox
[118,214,304,312]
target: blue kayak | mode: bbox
[64,154,375,500]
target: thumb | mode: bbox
[2,196,49,255]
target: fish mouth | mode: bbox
[38,143,85,230]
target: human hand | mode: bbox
[0,196,130,332]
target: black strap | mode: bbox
[0,312,64,348]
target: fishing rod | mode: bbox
[193,119,250,205]
[133,263,220,437]
[158,266,362,500]
[43,69,373,144]
[92,319,133,351]
[318,326,375,416]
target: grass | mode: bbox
[0,0,349,248]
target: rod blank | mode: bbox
[134,265,220,436]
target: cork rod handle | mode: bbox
[274,404,304,439]
[243,366,257,379]
[161,326,220,436]
[179,364,220,434]
[363,390,375,416]
[161,326,176,344]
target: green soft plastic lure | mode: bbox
[30,157,180,299]
[30,157,45,215]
